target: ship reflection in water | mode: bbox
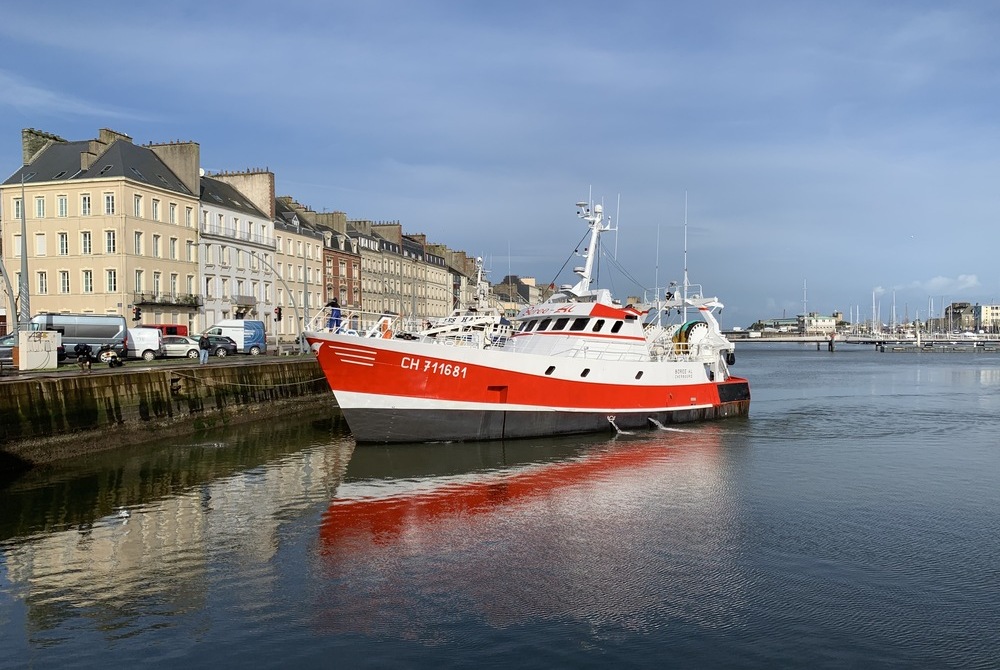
[317,424,747,638]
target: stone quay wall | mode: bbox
[0,359,334,467]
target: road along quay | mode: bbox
[0,357,334,471]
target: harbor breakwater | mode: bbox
[0,359,334,469]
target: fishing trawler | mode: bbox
[303,198,750,443]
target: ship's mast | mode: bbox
[474,256,489,310]
[571,201,609,294]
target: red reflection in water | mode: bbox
[320,428,722,553]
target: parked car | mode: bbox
[162,335,201,359]
[0,333,15,364]
[204,335,238,357]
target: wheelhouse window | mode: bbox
[592,319,606,332]
[570,318,589,331]
[610,321,623,333]
[538,318,552,331]
[553,318,570,330]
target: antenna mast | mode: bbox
[683,191,689,322]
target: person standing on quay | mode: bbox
[198,333,211,365]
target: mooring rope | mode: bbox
[169,370,328,389]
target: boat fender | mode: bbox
[726,352,736,365]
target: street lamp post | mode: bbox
[18,168,29,330]
[248,250,306,353]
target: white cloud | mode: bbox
[902,275,981,295]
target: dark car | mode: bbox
[0,333,14,365]
[204,335,238,357]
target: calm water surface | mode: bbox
[1,346,998,669]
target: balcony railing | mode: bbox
[200,223,276,249]
[133,291,203,307]
[233,294,256,306]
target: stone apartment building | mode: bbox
[273,197,325,339]
[372,226,451,320]
[1,128,202,331]
[199,174,275,327]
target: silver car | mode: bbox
[162,335,201,359]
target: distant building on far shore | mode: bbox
[800,312,837,335]
[750,311,838,335]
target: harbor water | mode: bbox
[1,346,998,668]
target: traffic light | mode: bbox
[274,306,282,321]
[132,306,142,321]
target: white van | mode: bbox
[127,327,164,361]
[202,320,267,355]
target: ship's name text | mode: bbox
[401,356,468,378]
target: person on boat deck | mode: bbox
[326,298,342,330]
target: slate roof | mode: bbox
[273,197,324,239]
[3,139,193,196]
[200,175,268,218]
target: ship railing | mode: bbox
[550,343,650,363]
[307,308,498,346]
[305,308,409,338]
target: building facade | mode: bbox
[199,174,275,327]
[273,198,325,339]
[1,128,202,331]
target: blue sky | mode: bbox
[2,0,999,327]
